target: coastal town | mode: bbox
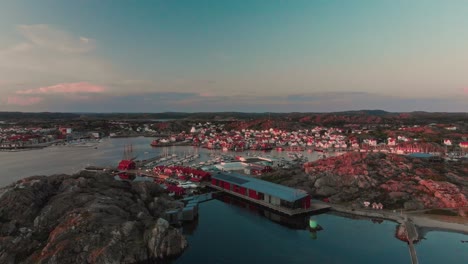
[1,113,467,212]
[1,114,467,158]
[3,1,468,263]
[0,112,467,264]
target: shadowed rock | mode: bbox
[0,171,187,264]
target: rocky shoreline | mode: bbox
[329,203,468,244]
[0,171,187,264]
[264,152,468,211]
[261,151,468,241]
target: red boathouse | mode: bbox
[211,172,311,215]
[118,160,136,171]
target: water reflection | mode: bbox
[218,195,311,229]
[181,194,328,240]
[182,217,199,236]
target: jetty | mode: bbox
[404,220,419,264]
[329,204,421,264]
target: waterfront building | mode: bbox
[211,172,311,213]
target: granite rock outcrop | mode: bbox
[0,171,186,264]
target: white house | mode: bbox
[364,139,377,147]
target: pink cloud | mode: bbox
[16,82,106,94]
[464,87,468,95]
[69,94,91,100]
[7,96,43,106]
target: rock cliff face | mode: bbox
[275,152,468,210]
[0,171,187,264]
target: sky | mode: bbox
[0,0,467,113]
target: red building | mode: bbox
[166,185,185,196]
[153,166,211,182]
[118,160,136,171]
[211,172,311,212]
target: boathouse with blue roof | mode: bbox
[211,172,311,214]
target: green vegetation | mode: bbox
[260,173,289,184]
[424,209,459,216]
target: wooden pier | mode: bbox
[210,184,330,216]
[135,154,164,167]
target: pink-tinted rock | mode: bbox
[395,224,409,242]
[301,152,468,209]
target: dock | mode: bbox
[164,192,221,224]
[180,191,221,204]
[134,154,166,167]
[210,184,330,216]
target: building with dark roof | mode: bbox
[211,172,311,215]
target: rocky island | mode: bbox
[0,172,187,264]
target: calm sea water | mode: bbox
[0,137,466,263]
[175,199,468,264]
[0,137,325,186]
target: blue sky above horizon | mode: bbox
[0,0,467,112]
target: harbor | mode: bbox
[105,139,464,264]
[0,137,466,264]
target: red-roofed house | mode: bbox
[460,142,468,148]
[166,185,185,196]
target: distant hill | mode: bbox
[0,110,466,126]
[336,110,392,116]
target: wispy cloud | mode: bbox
[17,24,95,53]
[16,82,106,94]
[0,24,119,87]
[7,96,43,106]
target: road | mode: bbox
[404,220,419,264]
